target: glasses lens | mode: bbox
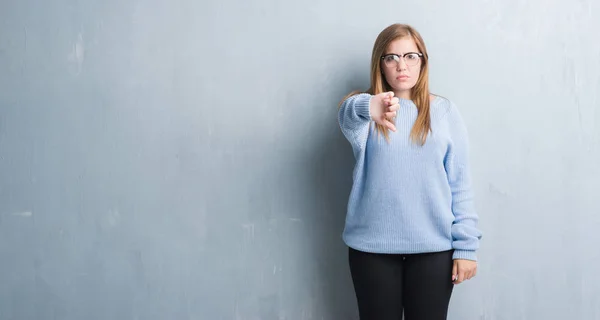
[384,55,397,67]
[405,53,420,66]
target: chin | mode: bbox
[392,83,416,92]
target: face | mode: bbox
[380,37,422,99]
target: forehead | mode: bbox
[386,37,419,54]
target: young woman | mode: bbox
[338,23,483,320]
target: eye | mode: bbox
[406,53,420,60]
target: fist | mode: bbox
[452,259,477,284]
[370,91,400,132]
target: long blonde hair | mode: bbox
[341,24,431,145]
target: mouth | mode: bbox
[396,75,409,80]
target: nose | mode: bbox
[396,57,408,71]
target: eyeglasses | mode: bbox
[381,52,423,68]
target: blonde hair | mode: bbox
[341,23,431,145]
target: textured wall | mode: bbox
[1,0,599,319]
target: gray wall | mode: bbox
[1,0,599,319]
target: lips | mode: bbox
[397,75,409,80]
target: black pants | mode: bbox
[348,247,454,320]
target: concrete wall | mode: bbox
[1,0,599,319]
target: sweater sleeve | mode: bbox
[444,103,482,261]
[338,93,373,156]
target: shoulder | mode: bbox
[430,95,468,131]
[429,94,456,117]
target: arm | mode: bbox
[444,103,482,261]
[338,93,373,156]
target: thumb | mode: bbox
[452,261,457,281]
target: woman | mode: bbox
[338,23,482,320]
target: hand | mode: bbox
[370,91,400,132]
[452,259,477,284]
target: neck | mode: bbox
[395,90,411,100]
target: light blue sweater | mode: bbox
[338,93,482,261]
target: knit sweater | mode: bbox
[338,93,482,261]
